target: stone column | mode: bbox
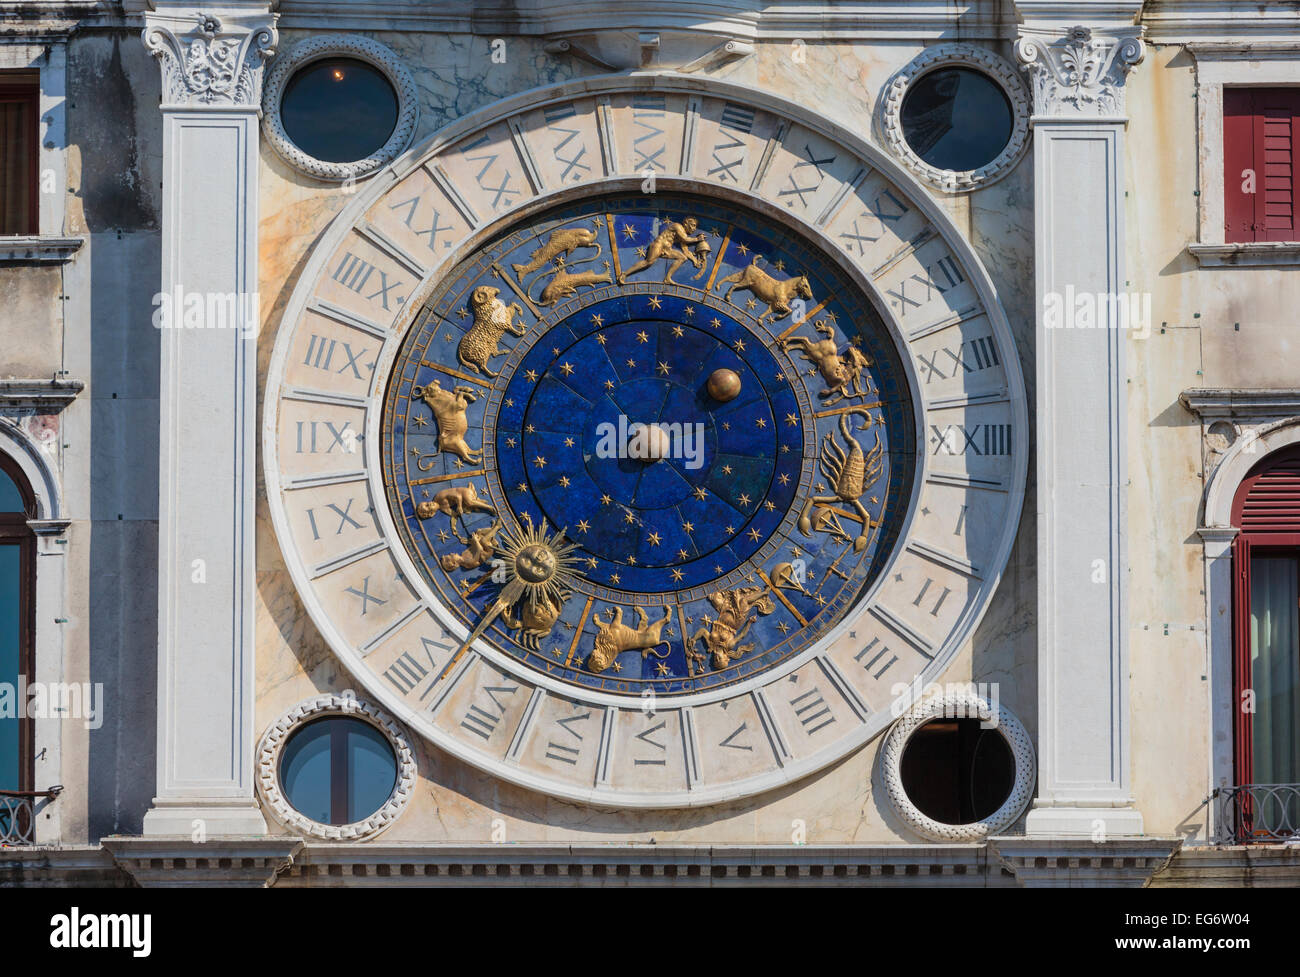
[140,6,276,836]
[1015,24,1147,838]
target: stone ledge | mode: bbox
[1187,241,1300,267]
[0,845,132,887]
[102,837,304,889]
[0,377,85,410]
[1149,843,1300,888]
[990,837,1183,887]
[0,236,84,264]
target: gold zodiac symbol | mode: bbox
[798,407,883,553]
[411,378,482,464]
[586,605,673,673]
[781,321,873,406]
[687,586,775,673]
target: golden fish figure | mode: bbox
[798,407,883,552]
[511,225,602,281]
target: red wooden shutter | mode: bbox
[1224,88,1300,243]
[1230,446,1300,787]
[1224,89,1256,243]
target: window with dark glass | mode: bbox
[279,716,398,825]
[900,67,1013,174]
[280,58,399,164]
[899,717,1014,825]
[0,458,35,796]
[0,73,39,235]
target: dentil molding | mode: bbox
[142,11,278,108]
[1015,25,1145,118]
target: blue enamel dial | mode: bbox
[381,193,916,696]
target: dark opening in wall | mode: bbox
[899,718,1014,825]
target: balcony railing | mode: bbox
[0,787,62,846]
[1213,784,1300,844]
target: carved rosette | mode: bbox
[142,13,278,108]
[1015,25,1145,118]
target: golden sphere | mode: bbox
[707,368,741,402]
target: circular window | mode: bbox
[281,58,398,164]
[882,44,1030,192]
[899,717,1015,824]
[900,68,1013,173]
[256,693,416,840]
[880,688,1035,841]
[263,35,419,183]
[280,716,397,825]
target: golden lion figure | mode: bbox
[716,258,813,324]
[586,605,672,673]
[458,285,527,378]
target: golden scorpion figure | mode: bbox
[798,406,884,553]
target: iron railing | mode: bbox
[0,786,62,846]
[1213,784,1300,844]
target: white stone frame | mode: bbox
[1183,391,1300,837]
[256,692,417,841]
[0,389,76,846]
[879,687,1035,842]
[261,34,419,183]
[1187,43,1300,266]
[880,43,1031,193]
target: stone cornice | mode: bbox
[1181,388,1300,420]
[0,377,85,410]
[1015,24,1145,119]
[0,236,83,264]
[141,8,277,109]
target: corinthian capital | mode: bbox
[1015,25,1145,119]
[143,11,278,108]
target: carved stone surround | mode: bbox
[880,43,1031,192]
[256,692,417,842]
[261,34,419,182]
[879,688,1036,842]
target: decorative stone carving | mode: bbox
[142,13,278,108]
[261,34,419,183]
[881,43,1031,192]
[1015,26,1145,118]
[256,692,417,842]
[879,687,1036,842]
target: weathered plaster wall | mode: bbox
[60,30,162,841]
[252,33,1040,844]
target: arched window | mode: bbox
[0,454,35,795]
[1231,444,1300,795]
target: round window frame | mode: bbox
[256,692,416,840]
[879,687,1036,842]
[881,44,1030,193]
[262,34,419,183]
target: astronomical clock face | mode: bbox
[265,78,1027,807]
